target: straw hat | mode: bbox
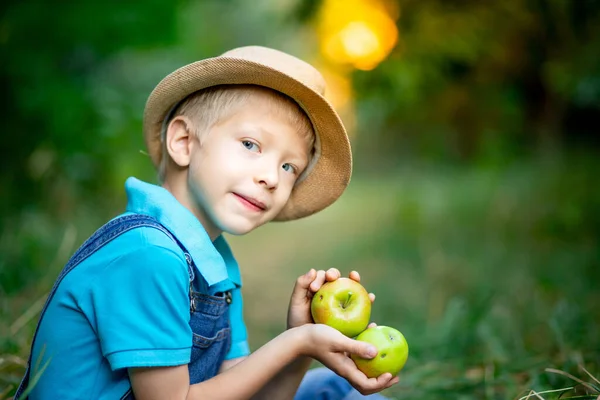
[143,46,352,221]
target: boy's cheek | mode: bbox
[274,191,294,211]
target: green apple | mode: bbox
[310,277,371,338]
[351,326,409,378]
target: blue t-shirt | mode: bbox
[29,177,250,399]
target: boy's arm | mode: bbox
[218,356,246,372]
[219,353,313,399]
[130,328,302,400]
[129,324,394,400]
[246,270,324,399]
[248,355,313,400]
[217,343,312,399]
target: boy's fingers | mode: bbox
[309,269,327,292]
[367,322,377,329]
[291,269,315,301]
[339,338,377,359]
[334,357,371,384]
[354,373,392,394]
[349,270,360,282]
[369,293,375,303]
[377,373,393,384]
[385,376,400,388]
[298,269,316,288]
[366,373,393,390]
[325,268,341,281]
[324,351,389,395]
[344,368,386,395]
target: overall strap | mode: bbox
[14,214,194,399]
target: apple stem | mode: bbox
[342,292,353,309]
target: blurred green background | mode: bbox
[1,0,599,398]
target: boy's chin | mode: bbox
[220,218,268,236]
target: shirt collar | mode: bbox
[124,177,240,287]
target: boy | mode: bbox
[16,46,399,399]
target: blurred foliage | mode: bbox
[1,0,599,398]
[349,0,600,167]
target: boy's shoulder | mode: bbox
[55,222,192,306]
[81,220,188,276]
[98,212,177,247]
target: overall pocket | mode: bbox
[188,291,232,383]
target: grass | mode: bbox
[1,153,598,399]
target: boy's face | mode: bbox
[187,94,311,237]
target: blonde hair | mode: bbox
[158,85,315,181]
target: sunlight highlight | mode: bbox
[317,0,399,70]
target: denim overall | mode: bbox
[15,214,232,399]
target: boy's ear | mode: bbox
[165,116,194,168]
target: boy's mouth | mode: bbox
[233,193,268,211]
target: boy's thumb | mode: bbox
[290,269,316,303]
[353,340,378,359]
[298,269,316,289]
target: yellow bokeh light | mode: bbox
[317,0,399,70]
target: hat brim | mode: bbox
[143,56,352,221]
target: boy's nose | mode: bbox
[255,165,279,191]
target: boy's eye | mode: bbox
[242,140,259,152]
[282,163,296,174]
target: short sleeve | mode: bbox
[88,244,192,371]
[225,287,250,359]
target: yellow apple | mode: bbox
[310,277,371,338]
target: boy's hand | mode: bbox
[297,323,400,395]
[287,268,375,330]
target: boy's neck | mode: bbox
[161,176,222,242]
